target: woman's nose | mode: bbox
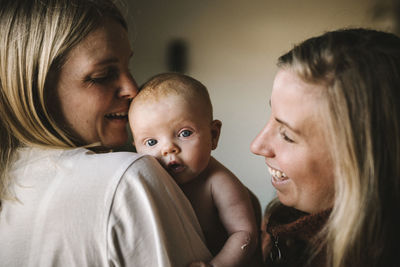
[118,72,139,99]
[161,142,180,156]
[250,124,275,158]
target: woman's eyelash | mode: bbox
[282,133,294,142]
[88,77,106,84]
[87,69,119,84]
[279,127,294,143]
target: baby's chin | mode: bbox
[170,170,199,185]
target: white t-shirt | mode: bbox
[0,147,211,266]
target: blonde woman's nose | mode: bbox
[250,125,275,158]
[118,72,139,99]
[162,142,180,156]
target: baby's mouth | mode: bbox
[167,161,185,173]
[268,166,288,181]
[105,112,128,120]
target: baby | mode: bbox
[129,73,259,267]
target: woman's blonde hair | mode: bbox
[278,28,400,267]
[0,0,127,206]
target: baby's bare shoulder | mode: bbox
[206,157,250,204]
[207,157,244,185]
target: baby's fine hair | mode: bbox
[136,72,214,120]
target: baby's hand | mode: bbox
[188,261,213,267]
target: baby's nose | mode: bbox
[161,143,180,156]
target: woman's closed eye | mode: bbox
[279,126,294,143]
[87,67,119,85]
[145,139,158,147]
[178,129,193,138]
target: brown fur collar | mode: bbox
[263,204,331,267]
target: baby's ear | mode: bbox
[210,120,222,150]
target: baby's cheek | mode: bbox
[135,145,151,154]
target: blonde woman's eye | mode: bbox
[282,133,294,143]
[279,127,294,143]
[87,67,119,84]
[179,130,192,138]
[145,139,158,146]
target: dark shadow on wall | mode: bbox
[372,0,400,35]
[166,38,189,74]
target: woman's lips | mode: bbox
[268,166,289,185]
[105,112,128,120]
[268,166,287,179]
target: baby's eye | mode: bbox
[145,139,158,146]
[178,130,192,138]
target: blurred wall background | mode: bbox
[123,0,395,211]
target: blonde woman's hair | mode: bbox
[278,28,400,267]
[0,0,127,207]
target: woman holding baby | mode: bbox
[0,0,211,266]
[1,0,399,266]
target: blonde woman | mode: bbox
[0,0,211,266]
[251,28,400,267]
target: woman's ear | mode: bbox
[211,120,222,150]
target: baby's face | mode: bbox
[129,94,219,184]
